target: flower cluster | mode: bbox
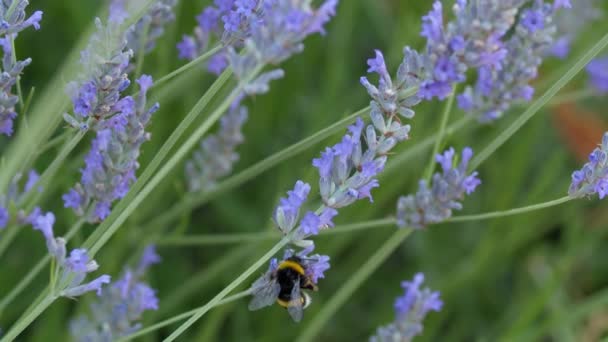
[418,0,526,100]
[227,0,338,95]
[70,245,161,341]
[0,169,40,230]
[0,1,42,136]
[177,0,255,75]
[397,147,481,229]
[63,11,133,130]
[122,0,177,56]
[458,1,569,122]
[586,57,608,94]
[370,273,443,342]
[29,210,110,297]
[569,132,608,199]
[549,0,600,59]
[248,244,330,321]
[185,105,248,192]
[63,75,159,222]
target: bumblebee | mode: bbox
[249,256,318,322]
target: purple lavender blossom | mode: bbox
[549,0,600,59]
[70,245,161,341]
[177,1,237,75]
[569,132,608,199]
[370,273,442,341]
[397,147,481,229]
[63,15,133,129]
[0,1,43,36]
[586,57,608,94]
[0,1,42,136]
[0,205,8,229]
[185,105,248,192]
[273,180,311,235]
[458,1,568,122]
[0,169,41,227]
[249,243,330,321]
[227,0,338,95]
[122,0,177,55]
[29,209,110,298]
[418,0,526,100]
[63,75,159,222]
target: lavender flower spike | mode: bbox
[0,169,41,228]
[63,75,159,222]
[227,0,338,96]
[397,147,481,229]
[586,57,608,94]
[70,245,161,341]
[185,105,248,192]
[418,0,526,100]
[370,273,443,341]
[29,210,110,298]
[129,0,177,55]
[63,12,133,130]
[569,132,608,199]
[548,0,601,59]
[458,1,569,122]
[0,1,42,136]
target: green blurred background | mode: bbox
[2,0,608,340]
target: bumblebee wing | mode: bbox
[248,276,281,311]
[287,282,304,322]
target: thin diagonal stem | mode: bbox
[118,289,253,341]
[424,86,456,181]
[162,237,290,341]
[296,228,413,342]
[447,196,572,223]
[140,106,370,232]
[151,45,222,90]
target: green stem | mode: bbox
[134,21,150,80]
[151,45,223,90]
[35,129,71,158]
[0,294,56,342]
[447,196,572,223]
[141,106,370,232]
[82,67,234,256]
[470,31,608,171]
[119,289,253,341]
[0,218,86,313]
[22,87,36,117]
[156,218,396,246]
[423,87,456,181]
[296,228,413,342]
[163,238,290,342]
[10,33,24,108]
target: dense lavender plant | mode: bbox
[70,245,161,341]
[63,75,159,222]
[370,273,442,342]
[123,0,177,56]
[418,0,526,100]
[29,209,110,297]
[397,147,481,229]
[227,0,338,95]
[248,243,330,321]
[63,10,133,130]
[569,132,608,199]
[184,105,248,192]
[549,0,600,58]
[0,0,42,136]
[0,169,39,229]
[586,56,608,94]
[458,1,569,122]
